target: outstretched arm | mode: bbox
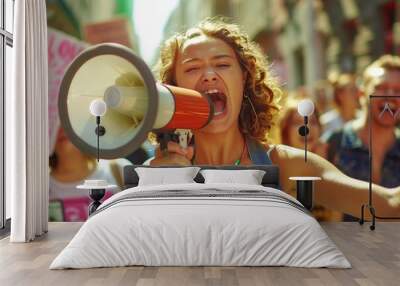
[269,144,400,218]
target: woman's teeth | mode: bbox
[205,89,220,95]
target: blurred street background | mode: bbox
[44,0,400,222]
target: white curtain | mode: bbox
[7,0,49,242]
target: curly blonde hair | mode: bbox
[155,17,281,144]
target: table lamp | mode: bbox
[76,99,114,216]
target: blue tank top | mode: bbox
[245,136,273,165]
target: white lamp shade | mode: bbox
[89,99,107,117]
[297,99,315,117]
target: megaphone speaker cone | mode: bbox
[59,43,215,160]
[58,43,158,159]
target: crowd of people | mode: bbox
[277,55,400,220]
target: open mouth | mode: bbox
[204,89,227,116]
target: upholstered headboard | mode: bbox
[123,165,280,190]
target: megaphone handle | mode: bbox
[174,129,192,149]
[157,132,186,156]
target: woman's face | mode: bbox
[174,35,245,134]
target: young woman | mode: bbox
[150,18,400,219]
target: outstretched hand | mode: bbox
[387,186,400,207]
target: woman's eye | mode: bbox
[185,67,200,73]
[216,63,230,68]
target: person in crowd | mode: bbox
[320,73,361,139]
[49,126,131,222]
[325,55,400,189]
[149,18,400,219]
[312,80,333,115]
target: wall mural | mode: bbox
[46,1,400,225]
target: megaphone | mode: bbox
[58,43,213,159]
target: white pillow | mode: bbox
[135,167,201,186]
[200,169,266,185]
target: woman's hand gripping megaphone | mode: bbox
[151,130,195,166]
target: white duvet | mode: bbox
[50,183,351,269]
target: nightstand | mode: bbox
[289,177,321,210]
[77,180,116,215]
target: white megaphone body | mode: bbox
[58,43,214,159]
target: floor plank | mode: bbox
[0,222,399,286]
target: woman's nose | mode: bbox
[202,69,217,83]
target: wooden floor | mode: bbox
[0,222,399,286]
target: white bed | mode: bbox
[50,182,351,269]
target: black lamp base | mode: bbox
[359,203,376,231]
[88,188,106,215]
[296,180,314,210]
